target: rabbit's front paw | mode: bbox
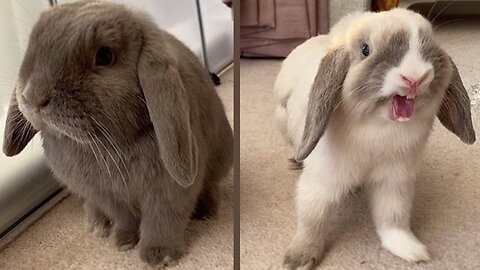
[84,203,112,237]
[283,243,323,270]
[139,245,183,268]
[191,191,219,220]
[86,217,112,238]
[379,228,430,262]
[111,228,139,251]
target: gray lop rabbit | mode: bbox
[3,1,233,267]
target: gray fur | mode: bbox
[3,89,37,156]
[295,47,350,161]
[419,30,476,144]
[2,1,233,266]
[437,60,476,144]
[288,158,304,170]
[353,30,410,101]
[419,29,452,101]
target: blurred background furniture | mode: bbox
[240,0,332,57]
[240,0,370,57]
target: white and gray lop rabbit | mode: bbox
[275,8,476,269]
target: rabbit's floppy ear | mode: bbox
[437,59,476,144]
[3,89,38,156]
[295,47,350,161]
[137,32,198,188]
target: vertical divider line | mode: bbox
[233,0,240,269]
[195,0,211,71]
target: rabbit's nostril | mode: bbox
[38,98,51,108]
[22,87,51,108]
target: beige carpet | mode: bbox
[240,19,480,270]
[0,69,233,270]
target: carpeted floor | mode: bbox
[240,18,480,270]
[0,69,233,270]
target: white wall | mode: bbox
[0,0,50,173]
[0,0,57,235]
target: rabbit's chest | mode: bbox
[345,121,431,176]
[321,118,431,173]
[41,134,163,200]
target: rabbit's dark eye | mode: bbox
[361,43,370,57]
[95,47,115,66]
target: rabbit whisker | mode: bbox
[5,111,25,127]
[134,94,147,106]
[99,110,135,166]
[45,120,82,143]
[90,116,127,159]
[90,133,112,178]
[450,85,470,111]
[333,84,365,113]
[90,116,130,181]
[102,112,132,157]
[452,62,480,74]
[90,124,129,193]
[0,31,31,38]
[87,133,114,201]
[85,132,102,170]
[12,120,29,154]
[431,1,456,25]
[0,9,34,28]
[427,0,440,21]
[0,67,19,77]
[4,122,23,144]
[434,19,465,32]
[90,116,131,187]
[15,0,37,23]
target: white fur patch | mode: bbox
[379,228,430,262]
[380,21,434,99]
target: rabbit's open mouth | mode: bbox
[391,94,415,122]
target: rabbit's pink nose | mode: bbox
[400,75,421,94]
[400,72,430,95]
